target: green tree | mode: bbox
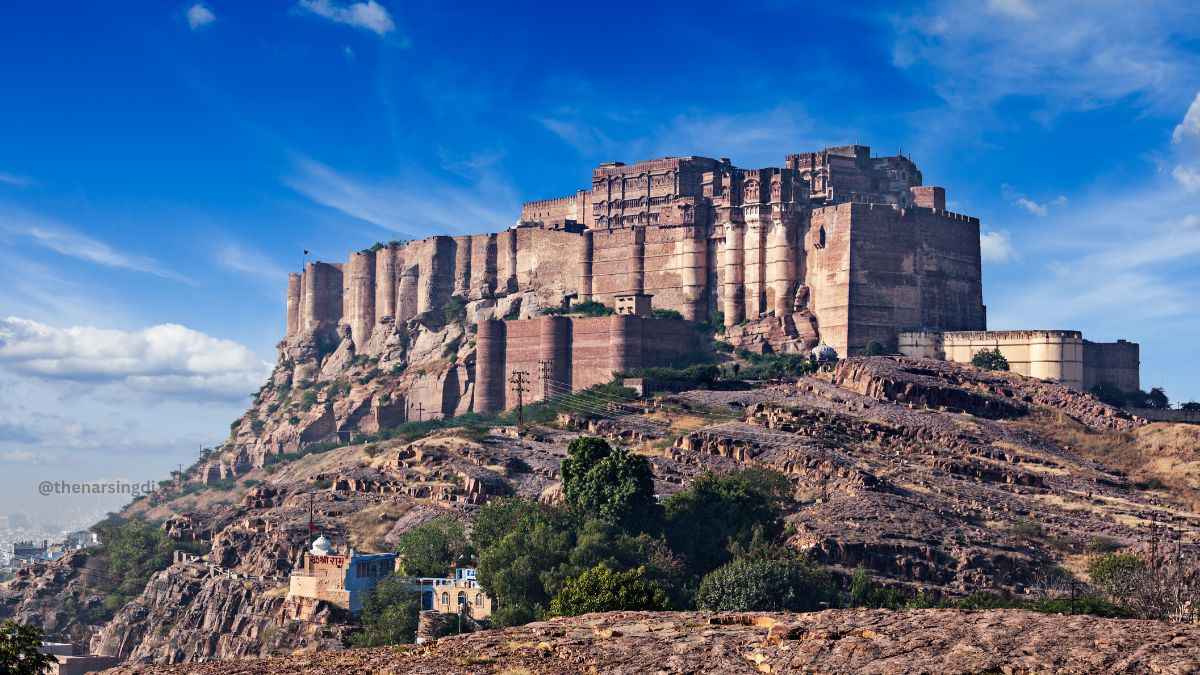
[1088,553,1146,603]
[971,348,1010,371]
[1090,381,1129,407]
[349,575,423,647]
[695,556,830,612]
[561,437,661,532]
[548,564,671,617]
[1181,401,1200,411]
[857,341,886,357]
[442,296,467,324]
[92,519,175,613]
[663,467,792,579]
[0,621,54,675]
[1144,387,1170,410]
[395,516,474,577]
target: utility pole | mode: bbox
[177,463,185,486]
[538,360,553,403]
[510,370,530,428]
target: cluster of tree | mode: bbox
[1089,383,1197,410]
[90,518,180,617]
[727,351,816,380]
[354,436,820,642]
[971,348,1010,371]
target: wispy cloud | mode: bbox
[1174,165,1200,193]
[215,238,290,294]
[296,0,395,35]
[186,3,215,30]
[0,317,272,401]
[1002,185,1067,217]
[0,209,189,281]
[540,104,850,168]
[285,156,519,237]
[0,172,31,187]
[890,1,1200,114]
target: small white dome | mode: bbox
[310,535,333,556]
[811,344,838,362]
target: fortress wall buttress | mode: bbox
[497,230,518,294]
[300,262,344,332]
[909,208,986,332]
[641,224,708,321]
[539,315,571,399]
[608,314,643,373]
[743,215,767,318]
[346,250,376,349]
[1083,340,1140,392]
[468,233,498,300]
[765,213,801,317]
[286,273,301,337]
[845,203,923,352]
[722,223,746,325]
[397,245,419,323]
[474,320,507,413]
[416,237,456,316]
[375,246,398,324]
[805,205,853,355]
[590,228,642,305]
[452,235,473,298]
[581,231,594,302]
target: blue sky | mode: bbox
[1,0,1198,522]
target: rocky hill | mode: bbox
[104,608,1200,674]
[5,354,1200,665]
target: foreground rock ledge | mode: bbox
[105,608,1200,674]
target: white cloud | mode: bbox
[1173,91,1200,145]
[0,317,271,400]
[1174,165,1200,193]
[1004,186,1067,217]
[296,0,394,35]
[0,210,188,281]
[890,1,1200,112]
[985,0,1036,20]
[216,239,289,291]
[0,449,65,465]
[285,156,518,237]
[980,229,1017,262]
[186,3,216,30]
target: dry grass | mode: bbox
[1014,411,1200,510]
[347,501,413,552]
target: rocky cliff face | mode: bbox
[0,549,110,645]
[89,561,348,663]
[105,608,1200,674]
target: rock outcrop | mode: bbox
[105,609,1200,674]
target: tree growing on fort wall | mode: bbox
[971,348,1010,371]
[350,577,423,647]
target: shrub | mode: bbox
[569,300,614,317]
[695,556,830,612]
[250,418,266,436]
[1088,553,1146,602]
[651,308,684,320]
[857,341,886,356]
[548,564,670,617]
[300,391,319,411]
[971,347,1010,371]
[440,296,467,324]
[847,565,910,609]
[713,340,734,353]
[1181,401,1200,411]
[1090,381,1129,407]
